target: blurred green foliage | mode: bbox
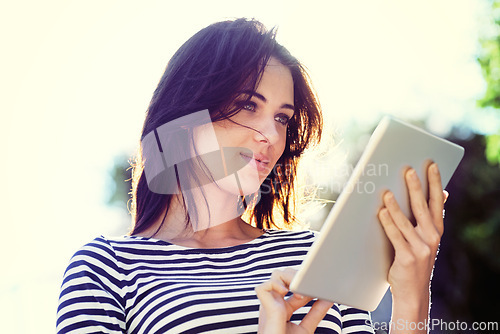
[485,134,500,165]
[106,154,133,212]
[477,0,500,165]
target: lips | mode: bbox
[240,152,270,172]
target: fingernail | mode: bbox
[408,168,417,180]
[384,191,393,202]
[432,163,439,174]
[384,190,392,201]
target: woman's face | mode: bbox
[194,57,294,196]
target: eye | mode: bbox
[275,113,291,126]
[238,101,256,112]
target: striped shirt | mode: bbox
[57,229,374,333]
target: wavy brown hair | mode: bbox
[129,18,322,235]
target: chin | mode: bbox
[214,166,263,196]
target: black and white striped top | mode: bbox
[57,229,374,333]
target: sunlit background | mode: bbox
[2,0,499,333]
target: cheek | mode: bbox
[212,121,246,146]
[193,123,220,156]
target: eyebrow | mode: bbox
[240,90,295,112]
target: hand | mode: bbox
[255,268,334,334]
[378,163,445,323]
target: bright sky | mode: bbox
[0,0,495,332]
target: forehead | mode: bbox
[255,58,294,102]
[264,57,292,77]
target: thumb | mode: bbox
[285,293,313,318]
[299,299,334,333]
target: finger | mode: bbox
[255,268,298,302]
[379,208,430,273]
[285,294,313,316]
[279,268,298,288]
[428,163,445,235]
[255,278,289,300]
[378,207,412,254]
[269,268,296,291]
[443,190,449,204]
[299,299,334,332]
[270,269,311,316]
[383,191,421,244]
[405,168,435,233]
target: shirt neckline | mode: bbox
[123,230,272,251]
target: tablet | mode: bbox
[289,116,464,311]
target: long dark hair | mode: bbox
[129,18,322,235]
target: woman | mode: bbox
[57,18,445,333]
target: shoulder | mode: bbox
[57,237,128,333]
[66,236,115,266]
[64,235,165,271]
[61,235,164,288]
[67,234,161,258]
[58,236,148,306]
[61,236,125,288]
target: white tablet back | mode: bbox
[290,116,464,311]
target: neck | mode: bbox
[186,181,245,232]
[137,182,263,248]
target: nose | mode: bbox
[253,116,280,145]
